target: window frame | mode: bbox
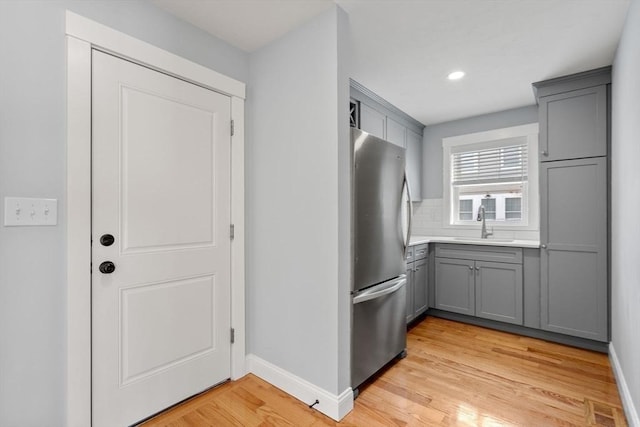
[442,123,539,231]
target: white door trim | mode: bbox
[65,11,246,427]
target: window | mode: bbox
[481,198,496,220]
[443,124,539,229]
[459,199,473,221]
[505,197,522,220]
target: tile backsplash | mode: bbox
[411,198,540,241]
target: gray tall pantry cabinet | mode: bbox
[533,67,610,342]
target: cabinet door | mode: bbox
[406,129,422,200]
[406,263,414,323]
[540,157,608,341]
[360,103,386,140]
[475,261,523,325]
[413,257,428,317]
[539,85,607,161]
[386,116,406,148]
[435,258,475,316]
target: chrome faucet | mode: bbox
[477,205,493,239]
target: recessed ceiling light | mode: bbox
[448,71,465,80]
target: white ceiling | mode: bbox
[152,0,631,125]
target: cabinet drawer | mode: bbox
[406,246,415,262]
[435,243,522,264]
[413,244,428,261]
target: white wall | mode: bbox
[611,0,640,424]
[246,5,351,396]
[0,2,248,426]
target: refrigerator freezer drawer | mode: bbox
[352,279,407,389]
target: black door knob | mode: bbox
[100,234,115,246]
[99,261,116,274]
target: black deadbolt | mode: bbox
[99,261,116,274]
[100,234,115,246]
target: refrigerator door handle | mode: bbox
[353,275,407,304]
[403,171,413,260]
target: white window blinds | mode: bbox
[452,143,528,186]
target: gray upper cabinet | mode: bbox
[540,157,608,341]
[350,80,424,201]
[534,67,610,343]
[359,103,386,140]
[406,129,423,200]
[538,86,607,161]
[386,116,406,148]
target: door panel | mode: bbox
[545,250,602,335]
[540,158,608,341]
[359,102,386,139]
[435,258,475,316]
[539,86,607,161]
[413,257,428,316]
[475,261,523,325]
[406,129,422,200]
[92,50,232,426]
[120,275,216,384]
[386,116,406,148]
[120,87,216,252]
[406,263,414,323]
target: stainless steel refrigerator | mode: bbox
[351,128,412,391]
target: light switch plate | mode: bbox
[4,197,58,226]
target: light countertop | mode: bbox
[409,235,540,248]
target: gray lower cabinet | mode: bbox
[406,244,428,323]
[540,157,608,341]
[434,244,524,326]
[475,261,523,324]
[434,257,475,316]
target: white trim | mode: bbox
[65,11,245,99]
[230,97,246,380]
[246,354,354,421]
[65,12,246,427]
[66,35,92,427]
[443,123,539,148]
[442,123,539,231]
[609,343,640,427]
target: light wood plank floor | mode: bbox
[142,317,627,426]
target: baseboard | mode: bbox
[609,343,640,427]
[246,354,353,421]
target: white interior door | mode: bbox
[91,50,231,427]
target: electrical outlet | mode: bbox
[4,197,58,226]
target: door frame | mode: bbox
[65,11,246,426]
